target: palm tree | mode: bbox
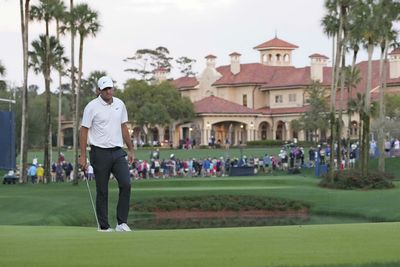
[342,66,361,165]
[69,3,100,183]
[376,0,400,172]
[19,0,30,183]
[0,60,5,76]
[28,35,68,182]
[321,0,347,178]
[30,0,66,182]
[352,0,383,176]
[53,1,67,157]
[348,92,365,149]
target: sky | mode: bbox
[0,0,381,92]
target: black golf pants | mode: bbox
[90,146,131,229]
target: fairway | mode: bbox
[2,175,400,266]
[1,223,400,267]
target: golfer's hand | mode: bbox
[79,157,88,171]
[127,150,133,164]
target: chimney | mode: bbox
[389,48,400,79]
[229,52,241,75]
[154,67,168,83]
[205,54,217,69]
[309,53,328,82]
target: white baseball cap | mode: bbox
[97,76,113,90]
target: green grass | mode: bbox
[1,223,400,267]
[2,176,400,227]
[2,170,400,266]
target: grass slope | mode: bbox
[1,223,400,267]
[1,177,400,227]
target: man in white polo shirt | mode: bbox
[79,76,134,232]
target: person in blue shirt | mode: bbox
[28,164,37,184]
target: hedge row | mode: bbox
[319,170,395,190]
[131,195,309,212]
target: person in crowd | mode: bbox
[28,164,37,184]
[56,162,64,182]
[63,161,73,181]
[36,164,44,183]
[87,164,94,181]
[384,139,392,157]
[51,162,57,182]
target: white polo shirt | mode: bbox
[81,96,128,148]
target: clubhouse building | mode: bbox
[59,37,400,148]
[155,37,400,147]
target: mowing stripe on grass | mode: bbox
[133,185,294,191]
[1,223,400,267]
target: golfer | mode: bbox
[79,76,134,232]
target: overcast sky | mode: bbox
[1,0,381,92]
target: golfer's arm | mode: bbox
[122,123,134,153]
[80,126,89,160]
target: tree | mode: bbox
[53,1,67,156]
[28,35,68,181]
[19,0,30,183]
[0,60,6,91]
[69,3,100,183]
[118,80,195,141]
[299,82,330,142]
[30,0,67,182]
[124,46,173,81]
[80,70,108,108]
[175,56,197,77]
[385,94,400,120]
[352,0,383,176]
[375,0,400,172]
[342,66,361,166]
[0,60,5,76]
[59,0,77,178]
[321,0,347,179]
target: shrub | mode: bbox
[131,195,309,212]
[319,169,395,190]
[246,140,285,147]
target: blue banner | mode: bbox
[0,111,16,170]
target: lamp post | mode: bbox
[57,87,63,156]
[250,121,254,141]
[240,124,244,160]
[206,121,211,146]
[189,127,193,149]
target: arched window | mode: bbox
[262,54,267,63]
[276,54,281,62]
[283,54,290,62]
[350,121,358,136]
[260,122,269,140]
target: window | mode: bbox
[242,94,247,107]
[275,95,283,103]
[289,93,296,102]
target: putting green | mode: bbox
[1,222,399,267]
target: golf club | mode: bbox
[81,166,100,229]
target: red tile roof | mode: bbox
[229,52,241,56]
[194,95,258,114]
[257,106,308,115]
[263,67,333,89]
[212,63,333,89]
[389,48,400,55]
[205,54,217,59]
[213,63,292,86]
[254,37,299,50]
[309,53,329,59]
[170,76,198,90]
